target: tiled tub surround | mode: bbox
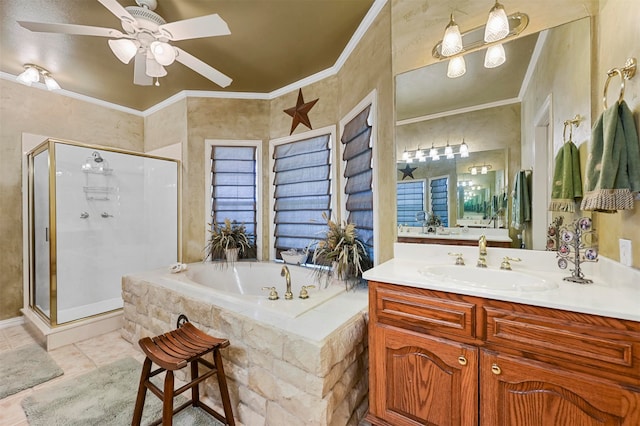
[122,263,369,426]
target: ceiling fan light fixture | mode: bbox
[150,41,176,66]
[43,74,61,91]
[17,66,40,86]
[108,39,138,64]
[484,1,509,42]
[145,56,167,77]
[484,43,506,68]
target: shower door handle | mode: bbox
[45,227,48,242]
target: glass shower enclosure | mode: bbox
[27,139,180,326]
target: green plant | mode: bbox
[205,218,252,261]
[310,213,371,280]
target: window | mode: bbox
[206,140,261,259]
[397,180,426,226]
[341,104,373,259]
[272,132,332,258]
[429,176,449,227]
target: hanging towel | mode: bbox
[581,101,640,212]
[549,141,583,212]
[511,170,531,230]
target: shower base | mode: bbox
[37,297,123,324]
[22,306,123,351]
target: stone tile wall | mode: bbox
[122,276,369,425]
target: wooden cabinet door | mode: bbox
[480,350,640,426]
[372,326,478,426]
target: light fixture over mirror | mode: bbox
[433,10,529,78]
[400,141,470,163]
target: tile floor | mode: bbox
[0,323,372,426]
[0,323,144,426]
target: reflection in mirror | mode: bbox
[394,17,591,249]
[397,149,507,229]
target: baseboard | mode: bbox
[0,316,25,329]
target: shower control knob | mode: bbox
[80,212,89,219]
[101,212,113,218]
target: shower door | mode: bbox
[29,140,180,325]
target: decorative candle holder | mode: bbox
[556,217,598,284]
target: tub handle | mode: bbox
[261,286,279,300]
[299,285,316,299]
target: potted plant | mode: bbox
[310,213,371,284]
[205,218,252,262]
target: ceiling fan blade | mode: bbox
[174,47,232,88]
[158,14,230,41]
[133,52,153,86]
[96,0,136,23]
[18,21,125,38]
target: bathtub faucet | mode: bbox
[281,265,293,300]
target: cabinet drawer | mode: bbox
[373,283,476,338]
[484,304,640,380]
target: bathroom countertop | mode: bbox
[363,243,640,322]
[398,231,513,242]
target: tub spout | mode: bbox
[281,265,293,300]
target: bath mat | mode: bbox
[0,343,64,399]
[22,357,222,425]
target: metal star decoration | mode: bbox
[399,164,418,180]
[284,89,319,135]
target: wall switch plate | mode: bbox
[619,238,632,267]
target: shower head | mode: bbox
[92,151,104,163]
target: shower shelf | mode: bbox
[83,186,115,201]
[82,168,113,175]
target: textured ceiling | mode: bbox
[0,0,374,111]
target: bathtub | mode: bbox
[155,261,346,318]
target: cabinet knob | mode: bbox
[457,355,467,366]
[491,363,502,375]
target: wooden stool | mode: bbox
[132,321,235,426]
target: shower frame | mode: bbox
[26,138,182,328]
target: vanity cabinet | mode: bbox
[367,281,640,426]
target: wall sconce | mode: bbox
[433,8,529,78]
[400,141,470,163]
[16,64,61,90]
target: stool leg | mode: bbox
[132,358,152,426]
[162,370,175,426]
[213,349,235,426]
[190,360,200,407]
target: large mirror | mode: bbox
[395,17,591,248]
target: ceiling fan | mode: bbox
[17,0,232,87]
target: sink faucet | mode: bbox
[281,265,293,299]
[477,235,488,268]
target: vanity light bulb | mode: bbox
[460,141,469,157]
[484,44,506,68]
[484,1,509,42]
[481,166,488,174]
[441,14,463,57]
[471,167,478,175]
[445,145,454,159]
[447,56,466,78]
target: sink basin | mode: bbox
[418,265,558,292]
